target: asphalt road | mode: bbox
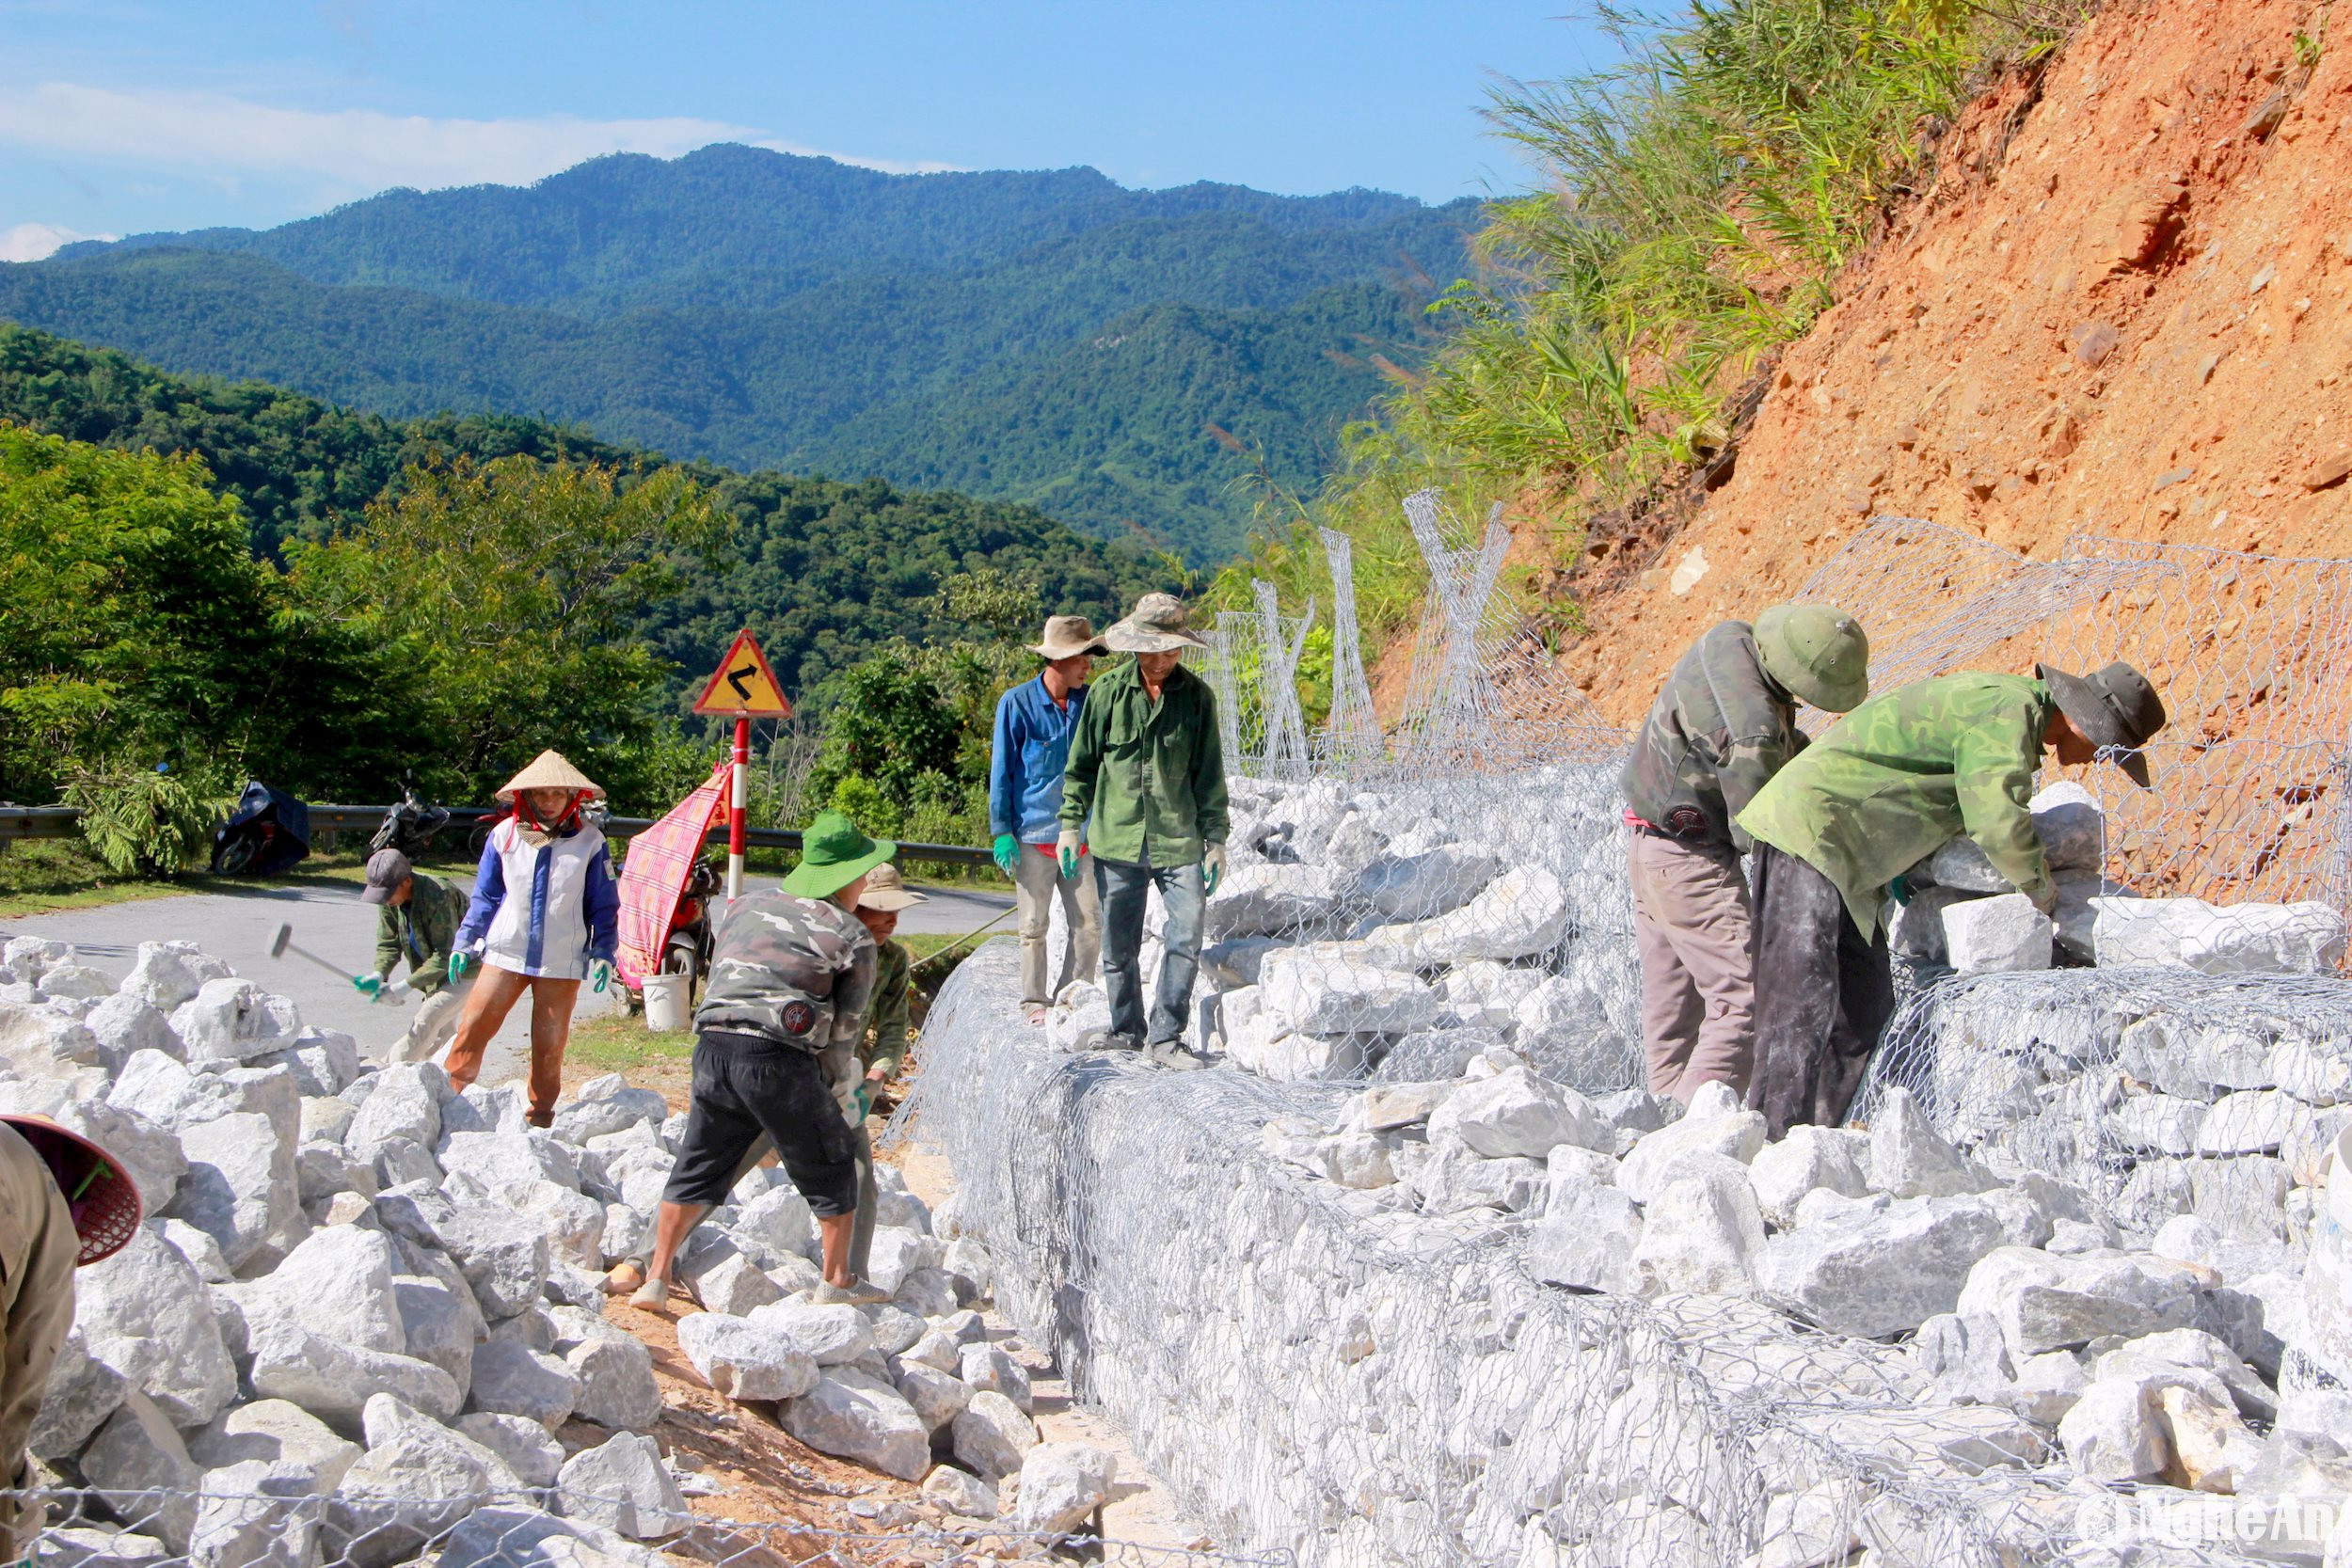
[2,873,1012,1084]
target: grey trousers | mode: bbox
[1013,843,1102,1006]
[391,978,471,1065]
[1629,832,1756,1104]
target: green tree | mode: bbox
[288,454,727,807]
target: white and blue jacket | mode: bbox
[454,817,621,980]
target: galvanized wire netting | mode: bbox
[898,945,2301,1568]
[8,1482,1295,1568]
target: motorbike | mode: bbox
[658,856,723,1002]
[210,783,312,876]
[369,782,452,860]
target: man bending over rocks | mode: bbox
[620,810,892,1309]
[1621,604,1868,1106]
[1739,660,2167,1138]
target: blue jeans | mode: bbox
[1094,857,1206,1047]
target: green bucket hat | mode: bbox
[782,810,897,900]
[1754,603,1870,712]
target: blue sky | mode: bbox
[0,2,1618,261]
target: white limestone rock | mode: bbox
[168,980,301,1065]
[1426,1065,1609,1159]
[2058,1379,2169,1482]
[324,1395,522,1568]
[1755,1195,2010,1338]
[374,1187,549,1320]
[342,1063,444,1160]
[1940,894,2053,974]
[38,963,117,1002]
[679,1243,780,1317]
[253,1226,408,1355]
[1631,1164,1765,1296]
[554,1433,691,1540]
[1746,1126,1870,1229]
[122,942,234,1011]
[1869,1087,1994,1199]
[1523,1183,1642,1293]
[564,1332,660,1433]
[187,1400,361,1495]
[781,1369,930,1481]
[83,995,180,1067]
[958,1342,1032,1414]
[1350,843,1504,921]
[894,1361,970,1433]
[1205,863,1343,939]
[246,1320,464,1427]
[675,1313,819,1402]
[81,1392,200,1551]
[949,1388,1039,1481]
[743,1301,874,1366]
[1258,948,1438,1037]
[468,1340,580,1430]
[76,1225,239,1427]
[548,1083,667,1146]
[921,1465,998,1519]
[2093,896,2349,974]
[29,1327,128,1460]
[455,1414,567,1488]
[2028,783,2106,871]
[1617,1085,1766,1205]
[2195,1088,2311,1156]
[1010,1441,1118,1534]
[1407,1144,1543,1215]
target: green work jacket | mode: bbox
[864,937,913,1079]
[375,871,467,994]
[1738,673,2056,937]
[1059,657,1230,868]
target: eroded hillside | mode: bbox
[1557,0,2352,720]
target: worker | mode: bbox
[849,862,926,1279]
[0,1116,139,1562]
[354,847,472,1064]
[1739,660,2168,1138]
[991,614,1108,1023]
[442,751,621,1128]
[1059,593,1228,1069]
[629,810,890,1310]
[1621,605,1869,1105]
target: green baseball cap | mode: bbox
[1754,603,1870,712]
[781,810,897,899]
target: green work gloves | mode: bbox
[1202,841,1227,897]
[353,973,384,1000]
[589,958,616,993]
[1057,828,1082,879]
[447,950,477,983]
[992,833,1019,877]
[853,1083,873,1125]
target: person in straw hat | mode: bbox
[989,613,1109,1022]
[1059,592,1228,1069]
[628,809,896,1308]
[848,861,926,1278]
[0,1115,139,1560]
[443,749,622,1126]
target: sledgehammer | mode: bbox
[267,921,408,1003]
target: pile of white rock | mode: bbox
[1041,766,1643,1086]
[0,935,1115,1560]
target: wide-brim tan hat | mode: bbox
[495,750,605,802]
[1029,615,1109,660]
[858,861,930,912]
[1104,592,1210,654]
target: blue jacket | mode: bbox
[990,675,1089,844]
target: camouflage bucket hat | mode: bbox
[1755,603,1869,712]
[782,810,897,899]
[1105,593,1210,654]
[2037,660,2167,788]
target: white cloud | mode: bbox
[0,220,116,262]
[0,83,957,200]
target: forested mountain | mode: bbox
[1,146,1476,558]
[0,323,1154,698]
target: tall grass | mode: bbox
[1210,0,2072,651]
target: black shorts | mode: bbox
[662,1031,859,1217]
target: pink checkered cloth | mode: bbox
[616,762,730,987]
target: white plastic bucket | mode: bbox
[642,974,691,1034]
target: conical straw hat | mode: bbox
[495,750,605,802]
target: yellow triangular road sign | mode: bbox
[692,630,793,718]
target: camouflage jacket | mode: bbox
[1620,621,1803,853]
[1739,673,2056,937]
[694,890,876,1055]
[864,937,913,1078]
[374,871,467,995]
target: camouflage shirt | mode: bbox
[864,937,913,1079]
[1738,673,2056,937]
[374,871,467,995]
[1620,620,1804,853]
[694,889,877,1055]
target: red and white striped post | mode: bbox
[728,717,750,903]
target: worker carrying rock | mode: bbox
[0,1116,138,1560]
[1621,604,1869,1106]
[1738,660,2169,1138]
[1059,593,1229,1069]
[989,614,1108,1023]
[354,847,470,1063]
[628,810,892,1309]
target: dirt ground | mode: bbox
[1534,0,2352,721]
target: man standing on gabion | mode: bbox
[1621,605,1869,1105]
[1739,660,2168,1138]
[1059,593,1228,1069]
[353,847,470,1063]
[627,810,891,1309]
[990,614,1109,1023]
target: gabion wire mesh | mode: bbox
[899,945,2313,1568]
[8,1483,1295,1568]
